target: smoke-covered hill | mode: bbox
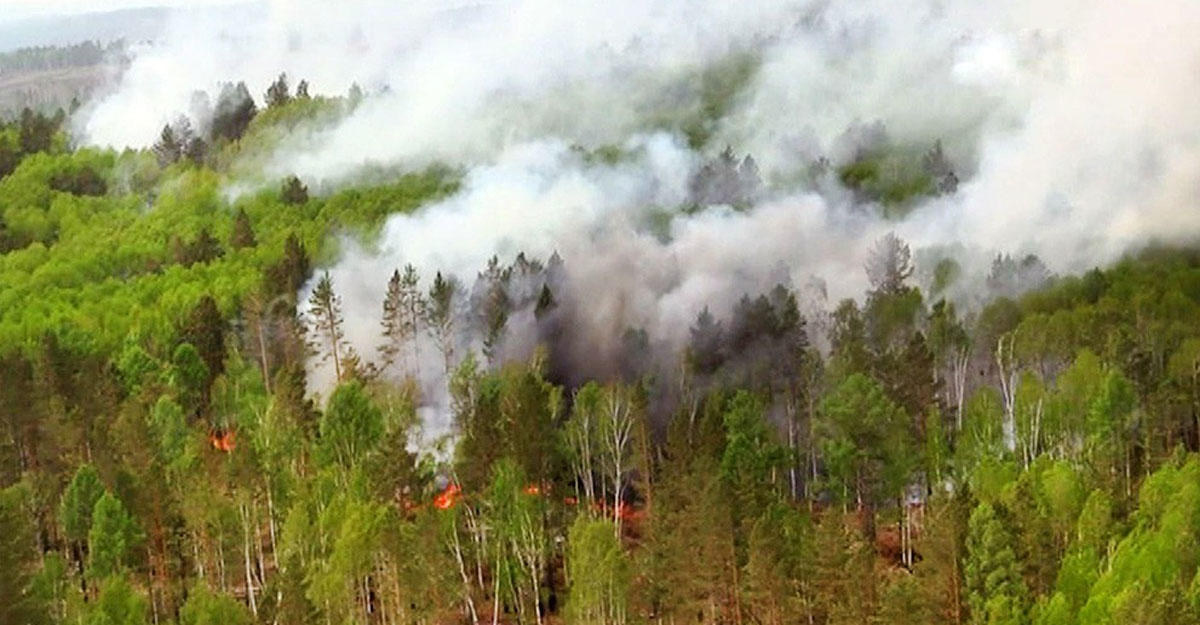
[2,3,1200,625]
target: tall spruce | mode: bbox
[425,271,459,378]
[379,265,424,378]
[307,271,347,381]
[229,208,256,249]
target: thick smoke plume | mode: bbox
[79,0,1200,435]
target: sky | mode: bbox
[0,0,241,23]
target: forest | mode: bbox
[3,70,1200,625]
[0,40,124,117]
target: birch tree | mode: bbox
[597,384,638,535]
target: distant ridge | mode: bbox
[0,6,170,52]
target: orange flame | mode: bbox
[434,483,461,510]
[523,484,542,496]
[592,499,639,521]
[209,430,235,453]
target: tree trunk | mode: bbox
[242,504,258,617]
[449,518,480,624]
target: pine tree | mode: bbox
[307,271,347,381]
[182,294,227,396]
[229,208,256,249]
[183,135,207,164]
[169,343,209,416]
[425,271,459,377]
[913,494,969,624]
[180,584,253,625]
[865,232,913,296]
[86,575,147,625]
[379,269,405,373]
[61,463,105,544]
[477,256,511,364]
[534,283,556,320]
[18,106,56,154]
[964,502,1029,625]
[830,299,869,376]
[399,264,424,375]
[179,227,223,266]
[87,492,140,581]
[720,391,787,535]
[687,306,725,376]
[742,503,812,625]
[153,124,181,167]
[60,463,105,587]
[819,374,915,543]
[379,265,424,378]
[210,81,257,142]
[0,485,48,625]
[281,175,308,205]
[264,72,291,109]
[265,232,311,296]
[811,510,876,624]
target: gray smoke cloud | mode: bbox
[78,0,1200,436]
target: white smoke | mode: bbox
[78,0,1200,434]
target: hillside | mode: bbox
[3,4,1200,625]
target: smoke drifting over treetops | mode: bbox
[77,0,1200,428]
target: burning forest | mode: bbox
[3,1,1200,625]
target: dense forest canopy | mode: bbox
[4,2,1200,625]
[2,74,1200,625]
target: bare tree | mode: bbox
[865,232,913,295]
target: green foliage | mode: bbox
[85,576,146,625]
[306,492,389,623]
[566,516,629,625]
[60,463,105,543]
[1076,459,1200,624]
[672,52,760,149]
[742,503,813,623]
[318,381,384,469]
[837,146,937,216]
[819,374,914,507]
[720,391,787,524]
[169,343,209,411]
[0,483,49,625]
[87,492,141,581]
[12,91,1200,625]
[115,336,159,391]
[485,457,549,619]
[454,359,564,491]
[148,396,198,476]
[179,585,252,625]
[965,502,1030,625]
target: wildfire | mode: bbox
[209,429,235,453]
[427,481,639,522]
[593,499,639,521]
[434,483,462,510]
